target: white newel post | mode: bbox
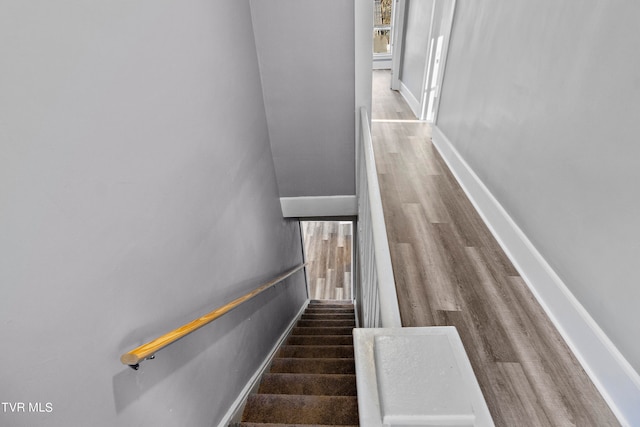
[354,327,494,427]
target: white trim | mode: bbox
[299,221,311,299]
[355,0,373,198]
[390,0,406,91]
[431,126,640,427]
[421,37,435,120]
[431,0,457,125]
[280,195,358,218]
[372,119,424,123]
[398,81,421,119]
[419,0,437,120]
[372,57,392,70]
[218,300,309,427]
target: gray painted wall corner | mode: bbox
[251,0,357,198]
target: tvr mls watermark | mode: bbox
[2,402,53,413]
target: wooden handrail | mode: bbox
[120,263,307,368]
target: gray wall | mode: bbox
[0,1,306,426]
[399,0,433,103]
[437,0,640,373]
[251,0,356,198]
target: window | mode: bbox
[373,0,393,55]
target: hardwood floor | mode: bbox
[371,70,620,426]
[371,70,417,121]
[301,221,352,300]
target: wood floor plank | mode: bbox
[377,173,415,244]
[504,276,619,426]
[372,70,417,120]
[403,203,462,311]
[343,272,351,299]
[302,221,353,301]
[494,362,554,427]
[390,243,436,326]
[335,247,345,290]
[438,309,507,423]
[314,279,325,300]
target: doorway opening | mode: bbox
[301,221,353,300]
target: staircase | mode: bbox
[237,300,359,426]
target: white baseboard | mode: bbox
[431,125,640,426]
[217,300,309,427]
[399,81,421,119]
[280,195,357,218]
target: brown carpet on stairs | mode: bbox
[237,300,358,426]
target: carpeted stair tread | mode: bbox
[309,299,354,304]
[307,304,354,309]
[304,310,355,319]
[296,319,355,327]
[307,304,353,308]
[301,313,355,320]
[302,312,355,317]
[304,306,354,311]
[269,358,356,374]
[277,345,354,358]
[241,394,358,425]
[292,327,353,336]
[286,335,353,346]
[258,373,357,396]
[238,423,358,427]
[309,300,353,303]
